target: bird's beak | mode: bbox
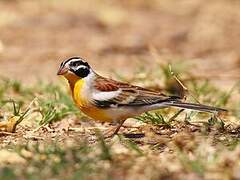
[57,66,68,75]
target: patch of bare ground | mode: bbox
[0,0,240,179]
[0,0,239,86]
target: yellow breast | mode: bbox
[73,79,88,107]
[72,79,112,122]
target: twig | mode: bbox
[69,126,109,132]
[168,64,201,104]
[23,135,44,140]
[168,109,185,122]
[0,131,17,136]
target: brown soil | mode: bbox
[0,0,239,87]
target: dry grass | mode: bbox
[0,61,239,179]
[0,0,240,179]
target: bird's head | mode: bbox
[57,57,92,80]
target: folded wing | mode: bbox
[93,76,180,108]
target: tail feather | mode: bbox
[164,101,227,113]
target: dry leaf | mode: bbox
[0,116,19,133]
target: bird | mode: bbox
[57,56,227,137]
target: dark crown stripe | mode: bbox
[66,57,90,68]
[62,56,81,66]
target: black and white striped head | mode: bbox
[57,57,91,78]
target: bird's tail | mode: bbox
[163,101,227,113]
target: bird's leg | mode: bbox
[104,120,126,138]
[112,120,126,136]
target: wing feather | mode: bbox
[93,76,180,108]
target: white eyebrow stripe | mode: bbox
[92,89,122,101]
[77,65,88,69]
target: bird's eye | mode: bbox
[71,61,78,67]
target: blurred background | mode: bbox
[0,0,239,87]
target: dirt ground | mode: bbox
[0,0,240,180]
[0,0,239,85]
